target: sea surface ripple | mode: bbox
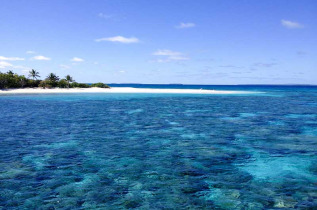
[0,86,317,209]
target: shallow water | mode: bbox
[0,87,317,209]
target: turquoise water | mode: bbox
[0,86,317,209]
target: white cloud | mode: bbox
[98,13,112,19]
[71,57,84,62]
[253,62,278,68]
[152,49,189,62]
[95,36,139,43]
[26,51,36,54]
[31,55,51,61]
[0,60,31,73]
[12,65,31,73]
[0,56,25,61]
[119,70,125,73]
[60,64,70,69]
[176,22,195,29]
[281,20,304,29]
[153,49,182,56]
[0,61,13,69]
[152,59,170,63]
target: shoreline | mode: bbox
[0,87,259,95]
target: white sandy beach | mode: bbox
[0,87,255,95]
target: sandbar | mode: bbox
[0,87,258,95]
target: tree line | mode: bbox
[0,69,109,89]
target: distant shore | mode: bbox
[0,87,257,95]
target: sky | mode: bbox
[0,0,316,84]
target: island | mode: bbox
[0,69,255,95]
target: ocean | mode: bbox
[0,85,316,209]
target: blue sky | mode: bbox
[0,0,316,84]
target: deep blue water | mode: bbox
[0,85,317,209]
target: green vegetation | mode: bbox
[91,82,110,88]
[65,75,74,88]
[0,70,110,89]
[0,71,31,89]
[70,82,90,88]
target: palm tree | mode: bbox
[65,75,74,88]
[28,69,40,80]
[7,70,14,76]
[46,73,60,87]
